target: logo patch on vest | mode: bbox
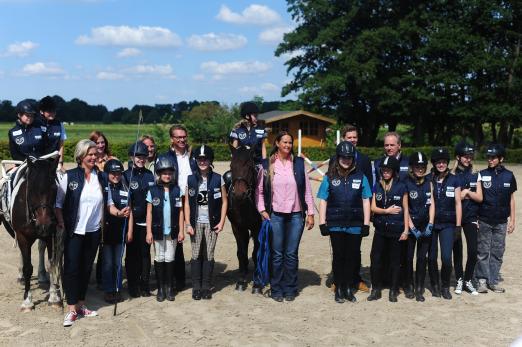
[483,182,492,189]
[15,137,24,145]
[130,181,139,190]
[376,193,383,201]
[152,197,161,206]
[188,188,196,197]
[409,191,418,199]
[238,132,247,140]
[331,179,341,187]
[68,181,79,190]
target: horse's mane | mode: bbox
[27,159,58,194]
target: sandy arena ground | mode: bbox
[0,162,521,346]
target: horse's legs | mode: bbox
[17,253,24,283]
[231,224,249,290]
[45,236,62,307]
[38,240,50,284]
[18,235,34,311]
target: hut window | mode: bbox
[272,121,289,133]
[300,120,318,136]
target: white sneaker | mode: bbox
[477,279,488,293]
[455,278,463,294]
[465,281,479,296]
[78,305,97,317]
[63,311,78,327]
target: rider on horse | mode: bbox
[36,96,67,171]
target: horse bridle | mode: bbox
[24,163,57,226]
[229,161,256,205]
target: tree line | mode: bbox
[276,0,522,148]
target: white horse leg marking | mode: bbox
[20,290,34,311]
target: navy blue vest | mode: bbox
[455,167,480,224]
[123,167,154,224]
[149,184,181,240]
[405,176,432,228]
[261,156,307,216]
[478,166,516,224]
[8,121,46,160]
[374,154,410,182]
[432,172,460,227]
[232,124,266,164]
[103,176,129,244]
[37,117,63,154]
[325,170,365,227]
[62,167,104,236]
[162,149,197,178]
[187,172,223,229]
[373,178,406,235]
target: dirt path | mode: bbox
[0,162,521,346]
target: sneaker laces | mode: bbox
[465,281,477,292]
[456,278,463,289]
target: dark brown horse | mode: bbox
[0,155,63,311]
[227,146,262,292]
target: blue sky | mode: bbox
[0,0,298,110]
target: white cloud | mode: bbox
[117,48,142,58]
[280,49,305,61]
[201,60,271,75]
[192,74,205,81]
[2,41,38,57]
[239,82,279,94]
[76,26,182,47]
[22,62,64,75]
[216,4,281,25]
[96,71,124,80]
[259,26,293,44]
[187,33,247,51]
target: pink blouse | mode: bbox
[256,156,314,216]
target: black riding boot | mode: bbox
[341,284,356,303]
[154,262,165,302]
[429,262,441,297]
[140,258,151,297]
[334,286,345,303]
[165,261,175,301]
[191,259,202,300]
[415,264,426,302]
[367,288,382,301]
[389,289,399,302]
[404,285,415,299]
[201,260,213,300]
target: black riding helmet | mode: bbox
[409,152,428,167]
[16,99,38,115]
[128,141,148,157]
[430,147,450,164]
[192,144,214,163]
[485,143,506,158]
[455,141,474,157]
[379,155,400,173]
[240,101,259,118]
[336,141,355,159]
[39,96,57,112]
[104,159,124,173]
[155,155,175,172]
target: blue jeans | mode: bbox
[429,226,455,288]
[270,212,304,297]
[102,243,124,293]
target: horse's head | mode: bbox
[25,156,58,229]
[229,145,256,200]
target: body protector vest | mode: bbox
[149,184,181,240]
[187,172,223,229]
[479,166,515,224]
[405,176,431,229]
[455,167,480,224]
[433,173,460,227]
[325,170,365,227]
[373,178,406,234]
[123,167,154,224]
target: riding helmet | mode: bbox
[104,159,124,173]
[15,99,38,115]
[155,155,175,172]
[430,147,450,164]
[409,152,428,166]
[240,102,259,117]
[39,96,57,112]
[485,143,506,158]
[128,141,148,157]
[192,145,214,163]
[379,155,400,173]
[455,141,474,156]
[336,141,355,159]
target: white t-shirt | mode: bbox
[176,150,192,196]
[55,169,103,234]
[196,176,225,224]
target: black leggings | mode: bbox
[453,222,478,282]
[330,233,361,287]
[370,232,402,290]
[404,236,432,288]
[125,224,151,287]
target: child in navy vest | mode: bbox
[101,159,130,304]
[404,152,434,302]
[429,147,462,300]
[145,156,184,302]
[368,156,409,303]
[184,145,227,300]
[317,141,371,304]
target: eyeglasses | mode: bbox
[172,136,187,140]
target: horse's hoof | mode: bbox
[235,282,247,291]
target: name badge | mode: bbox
[426,198,431,204]
[54,132,61,136]
[214,187,220,192]
[426,192,431,197]
[400,166,408,172]
[34,135,42,139]
[504,183,511,187]
[12,129,22,136]
[214,192,222,199]
[470,182,477,187]
[446,191,455,197]
[175,197,182,207]
[255,129,265,134]
[447,186,455,192]
[482,176,491,182]
[148,182,154,186]
[40,126,47,132]
[121,199,128,205]
[352,183,360,189]
[393,195,401,200]
[119,190,128,197]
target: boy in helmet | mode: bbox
[475,144,517,293]
[229,101,267,166]
[8,99,46,161]
[37,96,67,171]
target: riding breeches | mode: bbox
[190,222,218,261]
